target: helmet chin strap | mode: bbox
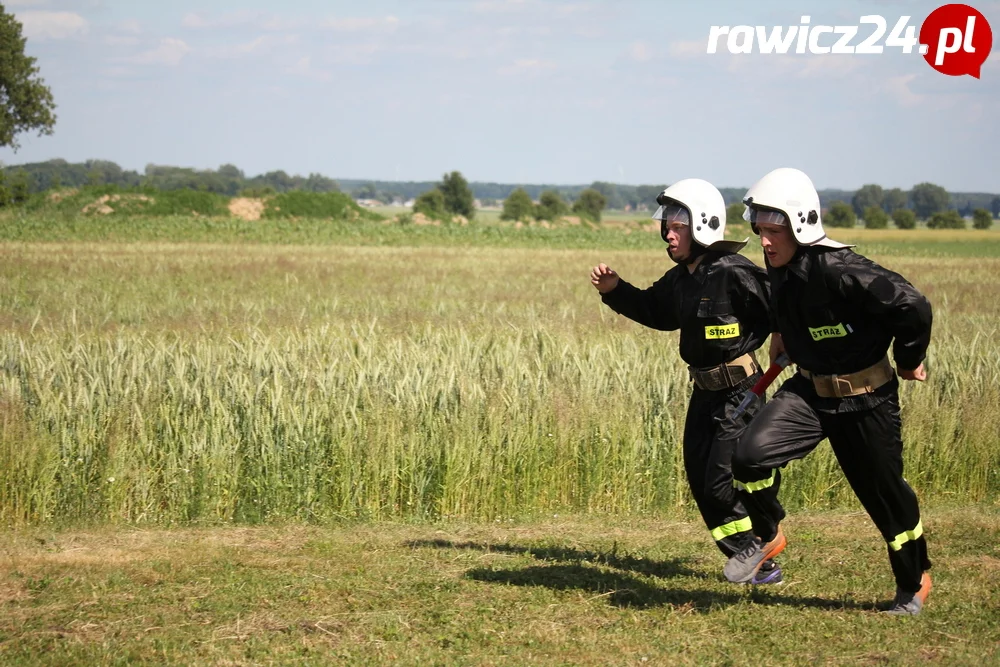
[667,239,707,265]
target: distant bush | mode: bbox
[726,202,746,225]
[263,191,373,220]
[927,210,965,229]
[972,208,993,230]
[535,190,569,221]
[892,208,916,229]
[413,189,448,220]
[825,201,856,228]
[863,205,889,229]
[572,188,607,222]
[241,186,276,198]
[501,188,534,221]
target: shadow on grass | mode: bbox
[403,538,700,580]
[465,563,873,612]
[407,539,874,613]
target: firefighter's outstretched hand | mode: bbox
[899,364,927,382]
[591,263,619,294]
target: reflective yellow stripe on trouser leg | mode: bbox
[710,516,753,542]
[888,520,923,551]
[733,469,777,494]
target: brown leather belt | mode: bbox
[799,355,894,398]
[690,353,760,391]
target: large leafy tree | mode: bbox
[500,188,534,222]
[572,188,607,222]
[851,184,883,217]
[439,171,476,220]
[883,188,907,213]
[910,182,950,219]
[1,6,57,150]
[535,190,568,221]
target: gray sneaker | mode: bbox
[884,572,932,616]
[724,526,787,583]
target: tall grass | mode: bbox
[0,242,997,527]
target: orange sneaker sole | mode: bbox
[915,572,932,606]
[762,527,787,561]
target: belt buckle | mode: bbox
[833,376,854,398]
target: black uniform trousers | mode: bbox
[684,372,765,558]
[732,372,930,592]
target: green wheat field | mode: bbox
[0,213,998,664]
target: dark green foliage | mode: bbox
[883,188,907,213]
[0,171,10,208]
[500,188,534,221]
[927,209,965,229]
[851,184,883,217]
[633,184,665,210]
[910,182,951,219]
[535,190,568,221]
[262,191,373,220]
[413,189,448,220]
[0,7,57,149]
[892,208,916,230]
[726,202,746,225]
[588,182,624,211]
[439,171,476,220]
[240,186,276,198]
[863,205,888,229]
[972,208,993,230]
[824,201,856,228]
[572,188,607,222]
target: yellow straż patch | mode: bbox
[809,324,848,341]
[705,323,740,339]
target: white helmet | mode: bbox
[742,168,851,249]
[652,178,748,253]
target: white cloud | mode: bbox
[17,10,88,40]
[205,34,299,59]
[182,11,303,32]
[117,19,142,34]
[473,0,530,14]
[497,58,557,76]
[104,35,140,47]
[669,40,705,58]
[287,56,332,82]
[884,73,923,107]
[628,41,653,62]
[322,16,400,33]
[181,12,208,29]
[4,0,50,6]
[130,38,191,67]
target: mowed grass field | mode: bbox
[0,220,999,664]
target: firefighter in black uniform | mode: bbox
[591,178,780,583]
[726,167,933,615]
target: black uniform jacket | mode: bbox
[601,251,771,370]
[770,246,932,377]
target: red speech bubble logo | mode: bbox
[920,4,992,78]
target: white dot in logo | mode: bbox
[919,44,929,54]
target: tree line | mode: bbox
[0,159,341,197]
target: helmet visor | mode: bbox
[651,203,690,223]
[653,203,691,243]
[744,206,789,226]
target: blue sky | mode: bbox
[2,0,998,191]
